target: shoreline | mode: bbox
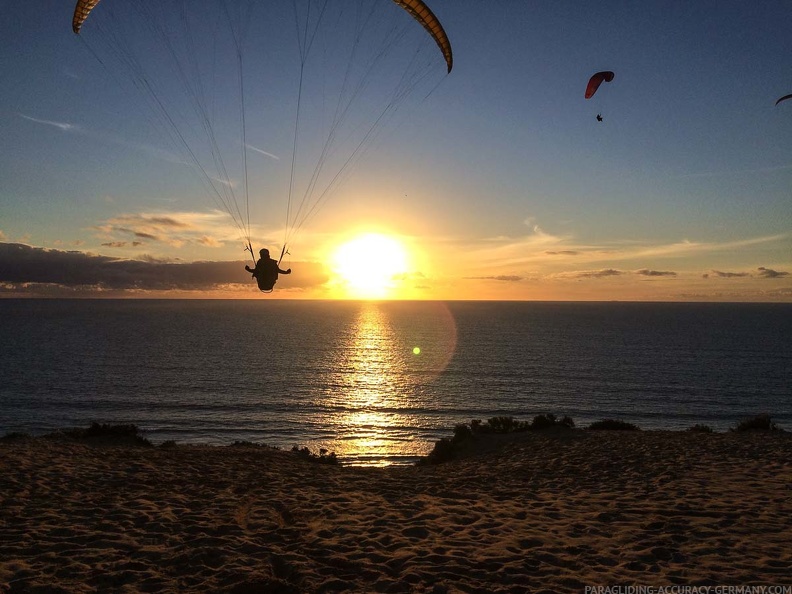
[4,414,789,468]
[2,429,791,592]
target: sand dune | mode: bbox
[1,430,790,593]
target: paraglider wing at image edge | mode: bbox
[71,0,101,34]
[775,93,792,106]
[391,0,453,72]
[72,0,453,73]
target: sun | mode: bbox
[331,233,408,298]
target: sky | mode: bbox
[1,0,791,301]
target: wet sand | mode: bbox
[1,430,790,593]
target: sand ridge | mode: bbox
[1,430,791,593]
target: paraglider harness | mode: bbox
[245,242,289,294]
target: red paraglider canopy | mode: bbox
[585,71,615,99]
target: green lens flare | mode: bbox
[412,347,421,355]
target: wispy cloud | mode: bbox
[461,228,789,271]
[210,176,237,189]
[551,269,624,279]
[101,241,143,248]
[757,266,789,279]
[465,224,573,267]
[704,267,791,279]
[465,275,524,282]
[616,236,790,260]
[678,163,792,178]
[197,236,223,248]
[95,210,240,249]
[19,114,77,132]
[18,112,188,166]
[246,144,280,160]
[704,270,750,278]
[636,269,677,277]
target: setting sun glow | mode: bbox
[332,234,408,299]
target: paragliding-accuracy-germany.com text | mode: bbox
[584,586,792,594]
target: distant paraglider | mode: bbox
[585,71,615,99]
[775,93,792,106]
[586,71,614,122]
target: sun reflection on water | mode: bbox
[317,302,457,465]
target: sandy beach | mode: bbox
[1,429,790,593]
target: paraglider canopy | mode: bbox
[72,0,452,73]
[392,0,453,73]
[585,71,615,99]
[775,93,792,106]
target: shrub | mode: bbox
[291,446,339,465]
[0,432,31,441]
[485,416,530,434]
[452,423,474,443]
[588,419,640,431]
[558,415,575,428]
[62,423,152,446]
[531,413,575,430]
[230,441,280,451]
[418,437,456,466]
[731,414,781,432]
[688,424,713,433]
[419,413,577,465]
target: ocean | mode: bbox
[1,299,790,465]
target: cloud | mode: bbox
[459,224,789,275]
[245,144,280,160]
[197,236,224,248]
[465,226,573,267]
[610,236,789,261]
[210,176,236,189]
[0,243,245,291]
[635,269,677,277]
[0,243,328,294]
[96,211,237,248]
[757,267,789,279]
[392,271,427,282]
[553,269,624,279]
[0,230,6,242]
[465,275,523,282]
[678,163,792,178]
[19,114,76,132]
[19,112,186,166]
[144,216,190,228]
[705,270,750,278]
[101,241,144,248]
[568,268,624,278]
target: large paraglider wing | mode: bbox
[392,0,453,73]
[585,71,615,99]
[72,0,102,34]
[73,0,453,72]
[775,93,792,106]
